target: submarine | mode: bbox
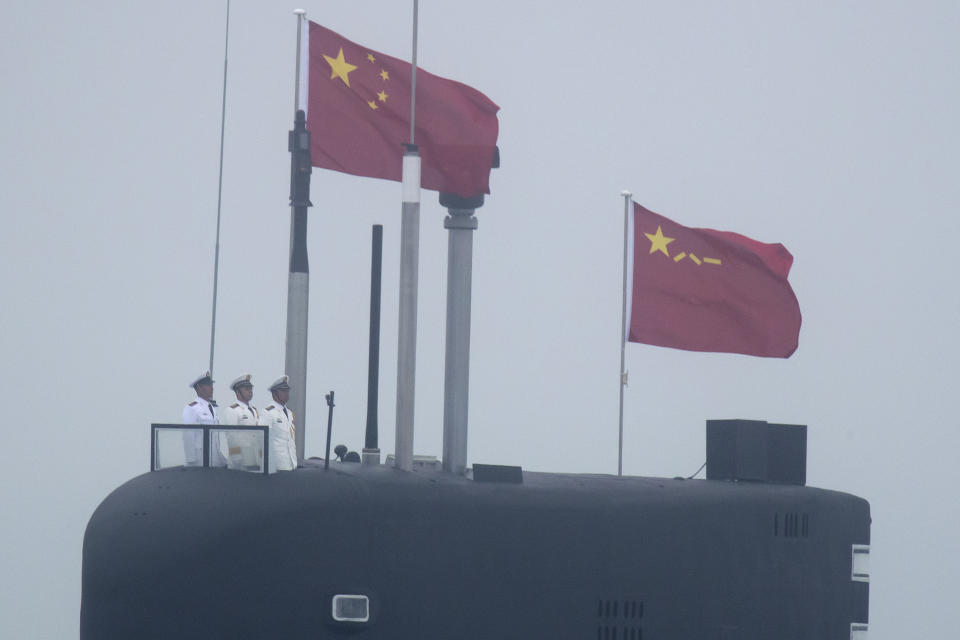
[80,17,869,634]
[80,419,870,639]
[78,104,870,640]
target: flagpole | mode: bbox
[409,0,418,142]
[618,190,632,476]
[395,1,421,471]
[208,0,231,376]
[285,9,312,465]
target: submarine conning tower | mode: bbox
[80,419,869,639]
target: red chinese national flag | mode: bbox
[628,202,801,358]
[303,22,500,197]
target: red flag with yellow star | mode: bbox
[627,202,801,357]
[303,21,499,197]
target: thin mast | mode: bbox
[409,0,418,144]
[618,190,632,476]
[208,0,231,375]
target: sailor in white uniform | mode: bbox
[220,374,262,470]
[259,375,298,471]
[181,371,219,466]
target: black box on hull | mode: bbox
[706,419,807,485]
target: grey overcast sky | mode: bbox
[1,1,957,637]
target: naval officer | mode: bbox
[182,371,219,466]
[220,374,262,470]
[259,375,298,471]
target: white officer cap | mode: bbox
[189,371,214,388]
[268,375,291,392]
[230,374,253,391]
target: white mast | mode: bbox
[394,0,421,471]
[618,190,633,476]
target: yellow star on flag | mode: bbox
[377,90,388,102]
[380,69,389,81]
[366,53,375,63]
[367,100,378,110]
[324,48,357,87]
[645,226,675,256]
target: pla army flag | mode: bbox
[301,21,500,198]
[626,202,802,358]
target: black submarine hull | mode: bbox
[80,464,869,639]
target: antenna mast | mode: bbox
[208,0,231,375]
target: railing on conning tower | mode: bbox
[150,423,271,475]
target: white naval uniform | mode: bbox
[181,397,226,466]
[220,401,262,470]
[259,403,297,471]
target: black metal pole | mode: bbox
[363,225,383,463]
[288,110,311,274]
[324,391,335,471]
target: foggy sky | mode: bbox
[1,2,957,637]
